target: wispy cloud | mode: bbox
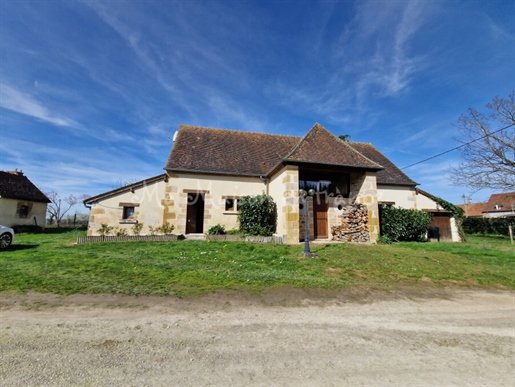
[0,137,159,195]
[266,0,434,130]
[0,84,77,127]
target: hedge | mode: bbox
[379,205,432,242]
[462,217,515,235]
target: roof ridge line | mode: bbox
[179,124,301,139]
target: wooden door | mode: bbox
[429,213,452,241]
[313,195,328,238]
[186,193,204,234]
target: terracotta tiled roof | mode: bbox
[0,170,50,203]
[457,202,489,217]
[165,125,300,176]
[348,142,418,186]
[285,123,382,169]
[484,192,515,212]
[456,192,515,217]
[165,124,385,177]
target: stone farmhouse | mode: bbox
[84,123,461,243]
[0,169,50,229]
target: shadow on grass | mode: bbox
[45,227,87,234]
[2,244,39,251]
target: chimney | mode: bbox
[9,169,24,176]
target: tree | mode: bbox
[46,192,90,227]
[449,91,515,191]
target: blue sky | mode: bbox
[1,0,514,211]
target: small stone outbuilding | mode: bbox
[0,170,50,228]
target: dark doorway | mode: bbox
[186,193,205,234]
[313,194,328,239]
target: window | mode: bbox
[123,206,135,219]
[298,174,349,197]
[119,202,139,223]
[16,202,31,218]
[223,197,240,213]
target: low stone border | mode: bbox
[206,235,284,244]
[77,234,180,244]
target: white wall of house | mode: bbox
[167,172,266,234]
[0,198,47,228]
[415,191,440,211]
[377,185,417,208]
[87,179,167,236]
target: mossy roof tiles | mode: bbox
[0,171,50,203]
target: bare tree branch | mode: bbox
[449,91,515,191]
[46,192,90,227]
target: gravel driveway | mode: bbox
[1,290,514,386]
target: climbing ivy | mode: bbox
[419,191,465,241]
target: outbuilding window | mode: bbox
[118,202,139,224]
[16,202,31,218]
[123,206,135,219]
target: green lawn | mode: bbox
[0,229,513,297]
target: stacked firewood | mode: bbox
[331,204,370,242]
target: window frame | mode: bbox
[16,202,32,218]
[118,202,139,224]
[222,196,241,214]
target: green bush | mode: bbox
[157,221,175,235]
[98,224,114,236]
[132,223,143,235]
[238,194,277,236]
[114,227,128,236]
[463,217,515,235]
[379,205,432,242]
[207,224,226,235]
[377,234,393,244]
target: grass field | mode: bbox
[0,229,513,297]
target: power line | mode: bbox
[401,123,514,170]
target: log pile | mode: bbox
[331,204,370,243]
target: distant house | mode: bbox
[84,123,461,242]
[0,170,50,228]
[458,192,515,218]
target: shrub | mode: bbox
[148,222,175,235]
[158,221,175,235]
[379,205,432,242]
[12,225,44,233]
[207,224,226,235]
[463,217,515,235]
[148,225,157,235]
[132,223,143,235]
[238,194,277,236]
[115,227,128,236]
[377,235,393,244]
[98,223,114,236]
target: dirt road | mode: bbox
[1,290,514,386]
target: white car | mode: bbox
[0,225,14,249]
